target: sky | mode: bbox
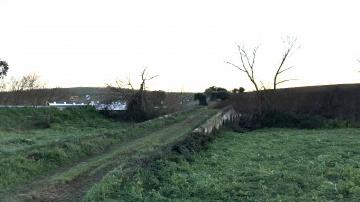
[0,0,359,92]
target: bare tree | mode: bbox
[226,36,298,91]
[226,45,260,92]
[132,68,158,112]
[273,36,298,89]
[8,73,45,91]
[0,80,6,92]
[106,76,135,102]
[107,68,158,121]
[111,76,134,90]
[139,68,158,91]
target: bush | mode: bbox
[205,86,230,101]
[232,87,245,94]
[194,93,208,105]
[236,110,357,130]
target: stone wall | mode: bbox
[193,106,240,135]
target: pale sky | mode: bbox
[1,0,359,92]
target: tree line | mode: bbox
[0,60,45,92]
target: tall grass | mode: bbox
[0,107,203,190]
[85,128,360,201]
[0,107,110,130]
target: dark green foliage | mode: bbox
[260,111,355,129]
[125,96,148,122]
[205,86,230,101]
[235,110,357,130]
[232,87,245,93]
[171,131,218,160]
[0,59,9,79]
[194,93,207,105]
[216,90,230,100]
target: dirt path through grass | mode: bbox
[3,108,216,202]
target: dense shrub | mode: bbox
[194,93,207,105]
[232,87,245,94]
[236,110,356,130]
[205,86,230,101]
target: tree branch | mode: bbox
[273,36,298,89]
[227,45,260,92]
[276,79,297,85]
[225,61,246,72]
[278,65,294,74]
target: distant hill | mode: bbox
[0,87,196,112]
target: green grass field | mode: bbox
[86,128,360,201]
[2,106,360,201]
[0,107,218,201]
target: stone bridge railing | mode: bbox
[193,106,240,135]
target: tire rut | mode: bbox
[3,108,215,202]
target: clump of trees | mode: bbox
[194,86,232,106]
[0,60,46,105]
[232,87,245,94]
[204,86,230,101]
[0,59,45,92]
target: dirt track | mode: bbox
[3,108,215,202]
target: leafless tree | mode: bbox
[226,45,260,92]
[108,68,157,94]
[139,68,158,92]
[106,68,158,121]
[132,68,158,112]
[8,73,45,91]
[0,80,6,92]
[273,36,298,89]
[226,36,298,91]
[111,76,134,90]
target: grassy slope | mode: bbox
[0,107,218,201]
[88,128,360,201]
[30,107,216,201]
[0,107,213,191]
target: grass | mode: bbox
[49,107,216,185]
[0,106,214,192]
[85,128,360,201]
